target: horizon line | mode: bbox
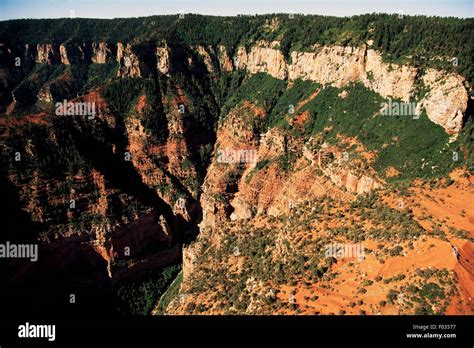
[1,0,472,21]
[1,12,472,22]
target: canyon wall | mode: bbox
[17,40,468,135]
[236,42,468,135]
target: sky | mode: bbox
[0,0,472,21]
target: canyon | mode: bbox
[0,14,473,316]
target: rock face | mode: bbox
[326,167,380,194]
[1,84,195,308]
[116,42,125,63]
[92,42,114,64]
[110,211,172,259]
[156,42,171,76]
[251,44,418,102]
[199,103,261,229]
[235,46,247,69]
[288,46,367,88]
[195,45,214,73]
[36,44,59,64]
[421,69,469,134]
[236,41,467,135]
[218,45,233,72]
[237,42,287,79]
[59,44,70,65]
[363,49,417,101]
[53,43,88,65]
[116,43,149,78]
[230,197,253,221]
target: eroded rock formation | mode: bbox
[156,42,171,76]
[36,44,58,64]
[92,42,114,64]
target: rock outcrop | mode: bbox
[237,41,287,79]
[288,46,366,88]
[55,43,88,65]
[362,49,417,101]
[156,42,171,76]
[324,166,381,194]
[92,42,114,64]
[109,211,172,259]
[244,43,418,102]
[59,44,70,65]
[421,69,469,134]
[218,45,233,72]
[235,46,248,70]
[195,45,215,73]
[230,197,253,221]
[36,44,59,64]
[116,43,149,78]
